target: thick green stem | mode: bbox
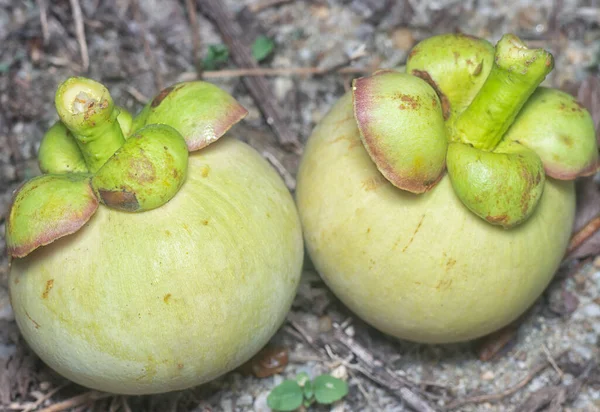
[451,34,554,151]
[55,77,125,173]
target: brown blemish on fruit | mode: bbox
[151,86,175,108]
[42,279,54,299]
[434,278,453,290]
[408,47,420,59]
[361,175,388,191]
[446,258,456,271]
[25,311,40,329]
[182,223,191,234]
[333,114,355,127]
[165,230,172,237]
[177,363,184,369]
[411,69,451,119]
[128,156,156,183]
[395,93,421,110]
[202,219,209,225]
[201,165,210,177]
[486,214,509,225]
[560,135,574,148]
[366,228,371,234]
[98,189,139,212]
[332,134,362,150]
[163,293,172,303]
[473,61,483,76]
[402,214,425,252]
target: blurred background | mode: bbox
[1,0,600,411]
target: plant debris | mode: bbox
[1,0,600,410]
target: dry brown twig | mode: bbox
[37,391,111,412]
[185,0,201,66]
[18,383,70,412]
[124,85,149,104]
[248,0,295,13]
[445,350,569,410]
[36,0,49,45]
[121,396,133,412]
[566,215,600,257]
[68,0,89,71]
[262,150,296,190]
[331,328,438,412]
[177,65,372,82]
[131,0,163,91]
[198,0,302,153]
[542,344,564,379]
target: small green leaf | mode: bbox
[303,379,314,400]
[295,372,310,387]
[267,380,303,411]
[202,44,229,70]
[313,375,349,405]
[252,35,275,62]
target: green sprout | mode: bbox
[267,372,349,411]
[252,35,275,62]
[202,44,230,70]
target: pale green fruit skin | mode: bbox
[9,137,303,394]
[296,93,575,344]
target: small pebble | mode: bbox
[481,370,495,380]
[330,400,347,412]
[253,391,270,412]
[219,398,233,412]
[331,365,348,381]
[237,394,253,407]
[319,315,333,333]
[581,303,600,318]
[391,28,415,51]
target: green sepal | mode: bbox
[504,87,599,179]
[6,174,98,258]
[447,141,545,228]
[116,106,134,138]
[91,124,188,212]
[352,70,448,193]
[406,33,495,119]
[134,81,248,151]
[38,121,88,174]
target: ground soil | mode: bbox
[1,0,600,411]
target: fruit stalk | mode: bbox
[54,77,125,172]
[451,34,554,151]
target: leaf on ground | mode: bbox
[251,35,275,62]
[202,44,229,70]
[238,346,289,378]
[267,380,303,411]
[313,374,349,405]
